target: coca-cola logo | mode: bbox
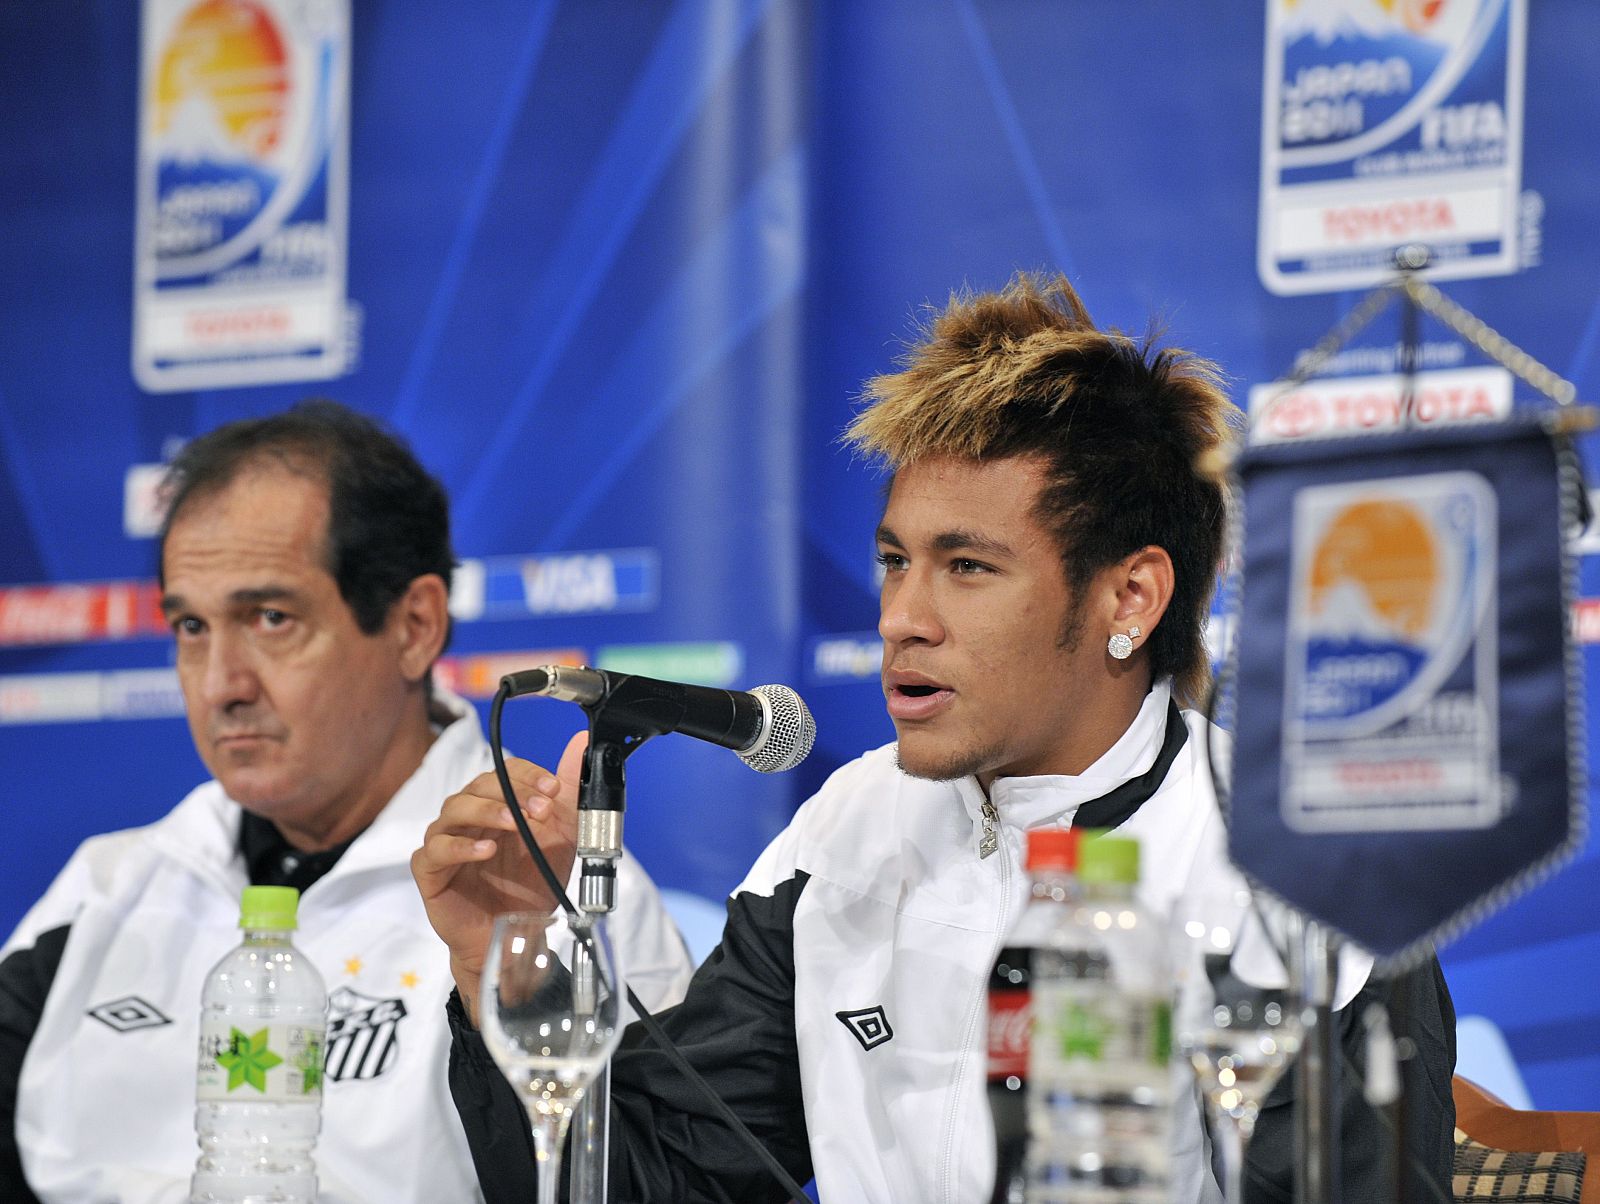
[986,990,1030,1079]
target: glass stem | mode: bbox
[529,1114,570,1204]
[569,1064,610,1204]
[1216,1113,1248,1204]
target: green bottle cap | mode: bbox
[1076,831,1139,885]
[239,885,300,931]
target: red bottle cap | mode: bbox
[1025,827,1078,873]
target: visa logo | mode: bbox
[453,549,659,621]
[522,555,618,614]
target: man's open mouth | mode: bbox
[884,673,955,720]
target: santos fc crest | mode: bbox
[326,986,406,1082]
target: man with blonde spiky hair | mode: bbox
[422,275,1456,1203]
[848,272,1234,786]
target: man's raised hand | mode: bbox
[411,731,587,1022]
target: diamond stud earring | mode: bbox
[1107,625,1141,661]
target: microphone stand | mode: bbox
[568,928,611,1204]
[1288,914,1341,1204]
[569,711,646,1204]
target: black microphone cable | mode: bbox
[487,681,813,1204]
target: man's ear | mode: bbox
[1109,545,1175,653]
[391,574,451,684]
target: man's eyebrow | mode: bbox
[230,586,301,607]
[159,586,302,616]
[874,525,1017,559]
[931,529,1017,559]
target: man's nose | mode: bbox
[198,632,260,710]
[879,571,944,646]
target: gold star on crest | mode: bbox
[344,957,363,977]
[400,971,419,989]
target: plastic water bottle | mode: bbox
[987,828,1081,1204]
[1026,833,1171,1203]
[192,886,327,1203]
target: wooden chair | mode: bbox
[1452,1075,1600,1204]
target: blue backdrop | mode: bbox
[2,1,1596,1110]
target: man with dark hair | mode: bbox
[157,399,457,638]
[417,275,1456,1202]
[0,401,694,1202]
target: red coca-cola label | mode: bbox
[986,988,1030,1081]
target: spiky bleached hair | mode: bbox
[845,272,1236,704]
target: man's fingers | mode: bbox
[410,832,497,895]
[415,832,497,871]
[435,792,523,834]
[462,756,551,804]
[503,754,553,790]
[512,731,587,823]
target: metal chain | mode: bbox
[1248,284,1400,438]
[1249,268,1583,443]
[1279,283,1401,391]
[1401,276,1578,406]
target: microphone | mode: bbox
[502,665,816,913]
[501,665,816,773]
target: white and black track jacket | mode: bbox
[0,692,696,1204]
[451,682,1458,1203]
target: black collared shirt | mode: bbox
[239,811,360,892]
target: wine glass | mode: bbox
[1171,888,1303,1204]
[481,912,624,1204]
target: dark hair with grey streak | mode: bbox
[158,400,455,645]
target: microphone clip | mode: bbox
[571,672,682,916]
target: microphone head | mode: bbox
[740,685,816,773]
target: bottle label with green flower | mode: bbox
[197,1021,324,1100]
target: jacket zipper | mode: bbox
[938,814,1013,1204]
[978,799,999,858]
